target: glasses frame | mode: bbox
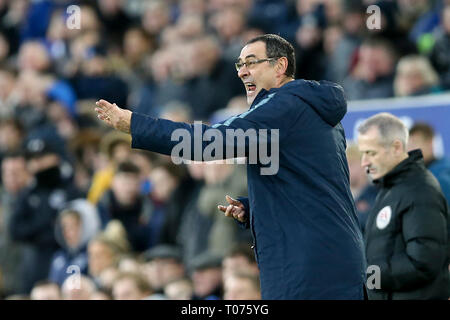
[235,57,279,72]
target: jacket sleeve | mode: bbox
[236,196,250,229]
[130,92,300,163]
[373,195,448,291]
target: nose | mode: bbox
[360,154,370,169]
[238,65,249,79]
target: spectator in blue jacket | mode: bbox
[94,34,366,299]
[48,199,101,286]
[408,122,450,205]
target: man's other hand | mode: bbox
[95,99,132,133]
[218,195,247,223]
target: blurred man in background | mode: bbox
[222,243,259,283]
[0,151,31,295]
[112,272,153,300]
[189,251,223,300]
[223,271,261,300]
[8,139,81,293]
[346,143,378,234]
[408,122,450,204]
[97,161,153,252]
[141,244,185,297]
[343,37,397,100]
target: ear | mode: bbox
[392,139,404,155]
[276,57,289,76]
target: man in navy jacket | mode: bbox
[95,34,366,299]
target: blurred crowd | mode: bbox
[0,0,450,300]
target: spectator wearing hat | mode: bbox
[189,251,223,300]
[8,138,82,293]
[140,244,185,296]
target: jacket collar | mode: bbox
[249,79,296,109]
[373,149,424,187]
[250,88,270,109]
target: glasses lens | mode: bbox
[235,63,242,71]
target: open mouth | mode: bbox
[245,82,256,94]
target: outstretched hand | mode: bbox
[218,195,247,223]
[95,99,132,133]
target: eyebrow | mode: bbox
[236,54,257,62]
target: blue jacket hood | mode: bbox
[281,79,347,126]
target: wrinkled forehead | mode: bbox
[238,41,266,61]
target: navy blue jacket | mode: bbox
[131,79,367,299]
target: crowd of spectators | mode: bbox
[0,0,449,300]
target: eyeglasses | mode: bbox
[235,57,278,72]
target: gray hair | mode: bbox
[357,112,409,149]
